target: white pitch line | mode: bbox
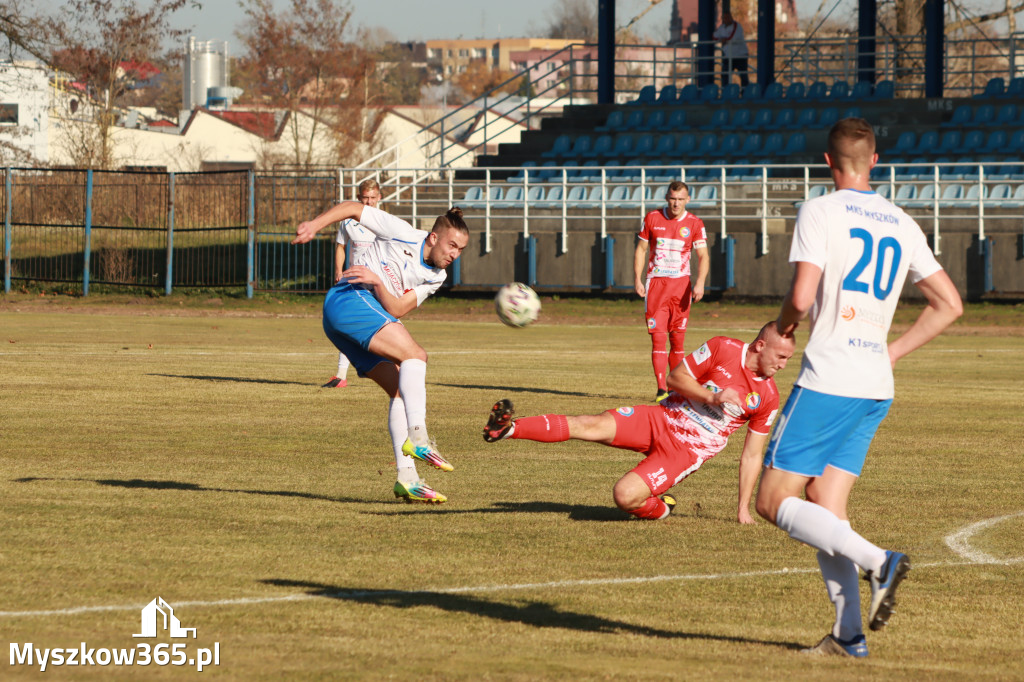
[944,511,1024,565]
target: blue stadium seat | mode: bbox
[461,186,484,207]
[657,85,678,105]
[647,165,677,183]
[525,186,546,203]
[625,185,651,209]
[937,130,962,155]
[818,107,839,128]
[584,135,614,158]
[1002,183,1024,208]
[687,184,719,209]
[653,134,676,157]
[606,185,631,208]
[904,183,937,208]
[996,103,1017,125]
[987,183,1013,207]
[747,108,773,130]
[875,184,892,200]
[578,185,606,208]
[742,83,762,100]
[568,135,594,158]
[730,109,752,129]
[793,108,816,129]
[542,135,571,158]
[663,109,687,131]
[1008,130,1024,153]
[794,184,829,208]
[496,185,524,207]
[677,83,699,103]
[576,160,603,181]
[913,131,940,156]
[702,109,731,130]
[939,183,967,207]
[710,133,742,158]
[645,110,666,130]
[774,108,796,129]
[763,82,784,100]
[622,110,645,131]
[565,185,588,204]
[506,161,536,183]
[722,83,741,100]
[943,104,972,127]
[674,133,697,156]
[806,81,829,99]
[784,81,805,100]
[651,185,669,203]
[756,132,785,159]
[633,134,656,158]
[851,80,873,99]
[1005,77,1024,98]
[611,135,635,158]
[828,80,850,99]
[842,106,862,119]
[892,131,917,156]
[977,77,1004,98]
[485,186,505,206]
[990,163,1024,180]
[971,104,995,126]
[596,110,625,132]
[740,133,763,156]
[537,186,563,208]
[783,132,807,155]
[874,80,895,98]
[980,130,1007,155]
[631,85,657,105]
[955,129,986,155]
[893,183,917,205]
[700,83,720,101]
[697,133,718,156]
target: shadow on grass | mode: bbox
[147,373,314,386]
[366,500,628,521]
[431,382,633,401]
[13,477,370,505]
[260,578,804,649]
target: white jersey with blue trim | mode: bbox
[346,205,447,307]
[791,188,942,400]
[335,218,376,263]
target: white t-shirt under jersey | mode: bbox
[790,188,943,400]
[345,205,447,307]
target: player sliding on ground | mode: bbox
[484,322,794,522]
[755,117,963,658]
[293,203,469,504]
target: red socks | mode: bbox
[651,332,668,391]
[509,414,569,442]
[628,496,670,520]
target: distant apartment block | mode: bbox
[425,38,584,77]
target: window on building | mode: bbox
[473,47,485,59]
[447,49,453,58]
[458,65,466,73]
[458,49,468,57]
[0,104,17,124]
[427,48,438,59]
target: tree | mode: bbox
[450,61,518,104]
[0,0,51,61]
[235,0,375,169]
[545,0,598,41]
[44,0,190,169]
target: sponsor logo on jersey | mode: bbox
[848,337,885,353]
[745,392,761,410]
[715,365,732,379]
[680,226,690,238]
[616,407,635,417]
[692,343,711,365]
[647,318,657,330]
[841,305,856,321]
[380,262,402,292]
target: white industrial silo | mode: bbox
[183,37,229,111]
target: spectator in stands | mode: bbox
[714,11,749,88]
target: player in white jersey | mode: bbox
[754,118,963,658]
[293,203,470,504]
[324,179,382,389]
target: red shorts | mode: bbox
[645,276,692,334]
[607,405,701,496]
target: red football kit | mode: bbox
[609,336,780,495]
[639,208,707,391]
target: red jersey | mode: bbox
[638,209,707,280]
[660,336,780,461]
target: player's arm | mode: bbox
[666,360,742,409]
[341,265,419,318]
[294,202,363,244]
[776,260,822,335]
[887,269,962,367]
[692,244,710,302]
[633,239,649,297]
[334,242,346,283]
[736,428,769,524]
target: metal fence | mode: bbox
[3,165,1018,298]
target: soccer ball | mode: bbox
[494,282,541,328]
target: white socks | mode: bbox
[398,359,429,445]
[337,352,350,377]
[817,524,863,641]
[389,396,418,484]
[775,497,886,574]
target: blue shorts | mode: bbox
[763,386,892,477]
[322,283,398,376]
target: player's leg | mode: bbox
[667,278,692,372]
[365,361,446,504]
[324,352,350,388]
[608,406,686,519]
[367,321,452,472]
[645,279,671,402]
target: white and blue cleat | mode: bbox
[868,550,911,631]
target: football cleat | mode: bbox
[655,390,670,403]
[802,633,868,658]
[660,493,677,516]
[867,550,910,631]
[322,376,347,388]
[483,398,516,442]
[393,480,447,504]
[401,438,453,472]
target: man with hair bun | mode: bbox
[294,203,470,503]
